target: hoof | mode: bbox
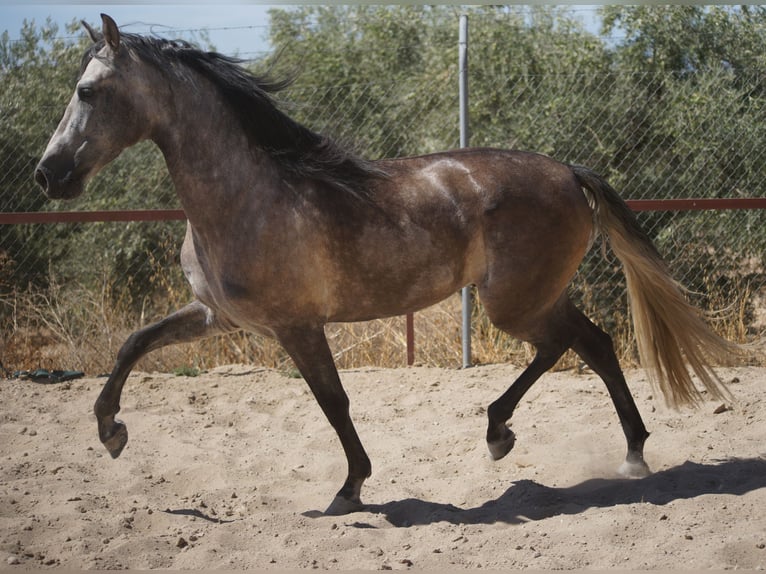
[487,427,516,461]
[618,459,651,479]
[101,419,129,459]
[324,495,364,516]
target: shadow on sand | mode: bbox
[162,507,235,524]
[353,457,766,527]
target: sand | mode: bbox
[1,363,765,569]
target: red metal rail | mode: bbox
[628,198,766,211]
[2,198,766,225]
[0,209,186,224]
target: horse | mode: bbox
[35,14,744,515]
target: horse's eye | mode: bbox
[77,85,95,101]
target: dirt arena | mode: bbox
[1,363,765,569]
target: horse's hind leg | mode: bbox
[94,300,234,458]
[567,302,651,478]
[485,297,650,478]
[486,340,570,460]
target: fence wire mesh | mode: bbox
[1,41,764,374]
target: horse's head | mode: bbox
[35,14,161,199]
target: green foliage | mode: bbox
[2,6,765,348]
[601,5,766,73]
[1,19,181,300]
[0,19,90,290]
[264,6,613,160]
[173,365,201,377]
[266,5,459,157]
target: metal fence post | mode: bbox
[459,14,472,369]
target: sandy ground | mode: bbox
[1,362,765,570]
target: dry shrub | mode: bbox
[1,266,761,377]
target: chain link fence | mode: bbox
[1,46,764,374]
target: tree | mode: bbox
[265,5,612,162]
[0,18,181,307]
[600,5,766,316]
[601,5,766,74]
[1,19,88,291]
[266,5,459,158]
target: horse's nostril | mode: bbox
[34,166,49,191]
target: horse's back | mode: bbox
[377,148,591,219]
[377,147,593,259]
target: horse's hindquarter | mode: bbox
[330,149,593,324]
[472,151,595,338]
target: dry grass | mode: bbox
[1,268,762,378]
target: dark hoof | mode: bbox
[324,495,364,516]
[487,426,516,461]
[101,419,129,459]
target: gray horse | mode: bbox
[35,14,742,515]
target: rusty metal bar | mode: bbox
[0,209,186,224]
[2,198,765,226]
[406,313,415,366]
[627,198,766,211]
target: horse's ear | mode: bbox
[81,19,101,43]
[100,13,120,52]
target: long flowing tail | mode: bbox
[570,164,746,408]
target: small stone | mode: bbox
[176,537,188,549]
[713,404,729,414]
[7,555,20,565]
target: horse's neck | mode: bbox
[153,87,278,226]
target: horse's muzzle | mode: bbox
[34,159,84,200]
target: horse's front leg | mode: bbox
[94,300,234,458]
[277,326,371,516]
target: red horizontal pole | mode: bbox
[0,209,185,224]
[626,198,766,211]
[2,198,765,226]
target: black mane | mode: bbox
[84,33,386,201]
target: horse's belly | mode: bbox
[180,214,483,328]
[328,242,484,322]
